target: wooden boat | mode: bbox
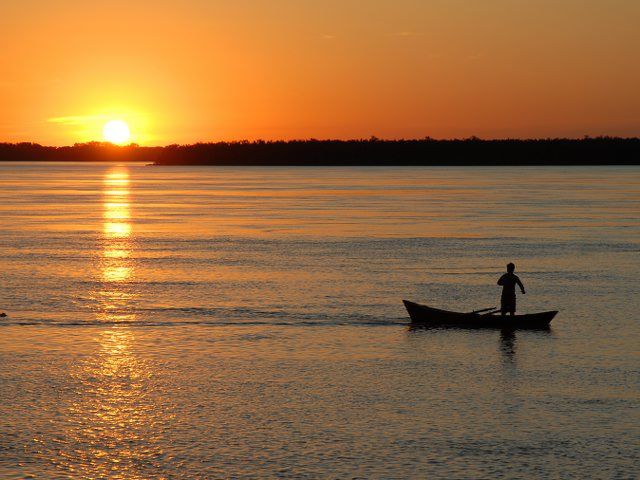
[403,300,557,329]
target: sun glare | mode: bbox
[103,120,131,144]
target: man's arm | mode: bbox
[517,277,526,294]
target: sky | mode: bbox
[1,0,639,145]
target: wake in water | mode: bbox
[0,305,407,327]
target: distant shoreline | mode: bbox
[1,137,639,165]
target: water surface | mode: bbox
[0,163,638,478]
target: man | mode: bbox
[497,263,525,316]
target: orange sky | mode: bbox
[1,0,639,145]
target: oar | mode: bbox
[480,309,501,316]
[468,307,495,314]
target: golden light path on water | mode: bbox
[101,169,133,288]
[56,167,161,478]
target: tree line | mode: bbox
[1,137,638,165]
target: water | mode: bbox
[0,162,638,478]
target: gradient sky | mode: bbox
[1,0,639,145]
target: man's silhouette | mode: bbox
[497,263,525,315]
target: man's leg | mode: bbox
[508,296,516,315]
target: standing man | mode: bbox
[497,263,525,316]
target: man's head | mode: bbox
[507,262,515,273]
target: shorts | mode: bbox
[501,294,516,314]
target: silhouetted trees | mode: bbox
[0,137,638,165]
[0,142,160,163]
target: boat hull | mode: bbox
[403,300,557,329]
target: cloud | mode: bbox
[322,34,337,40]
[0,79,61,88]
[387,31,424,38]
[47,115,110,126]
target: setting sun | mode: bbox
[103,120,131,144]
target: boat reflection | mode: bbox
[499,329,517,367]
[498,327,553,373]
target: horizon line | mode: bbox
[2,135,640,149]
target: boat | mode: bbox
[403,300,557,329]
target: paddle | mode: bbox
[480,309,501,316]
[468,307,496,314]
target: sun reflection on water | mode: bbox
[100,168,135,316]
[61,328,162,479]
[54,167,164,477]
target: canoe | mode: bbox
[403,300,557,329]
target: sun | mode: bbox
[103,120,131,144]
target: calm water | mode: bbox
[0,163,638,479]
